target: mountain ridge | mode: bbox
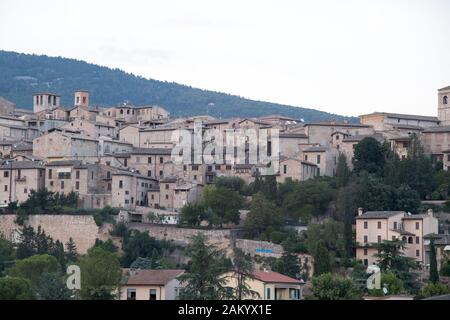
[0,50,358,122]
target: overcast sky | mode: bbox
[1,0,450,117]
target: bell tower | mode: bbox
[438,86,450,125]
[74,90,89,108]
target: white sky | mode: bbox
[1,0,450,117]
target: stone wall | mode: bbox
[127,223,235,251]
[0,214,103,254]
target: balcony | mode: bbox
[15,176,26,182]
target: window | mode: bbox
[127,289,136,300]
[61,181,64,189]
[159,157,164,164]
[3,171,8,178]
[363,259,368,266]
[76,171,80,179]
[149,289,157,300]
[24,188,27,194]
[377,235,381,243]
[91,171,94,180]
[364,235,368,243]
[377,221,382,229]
[192,165,199,171]
[48,169,52,179]
[194,175,197,180]
[336,135,340,140]
[304,155,308,161]
[119,180,123,188]
[317,155,321,164]
[444,96,448,105]
[107,172,111,179]
[183,165,187,171]
[159,170,163,176]
[148,157,152,164]
[226,165,232,170]
[364,221,368,229]
[75,181,80,190]
[416,236,420,244]
[151,194,154,200]
[416,249,420,257]
[124,159,128,167]
[4,185,7,192]
[50,181,54,187]
[408,237,413,244]
[165,184,169,190]
[393,221,398,229]
[148,171,152,177]
[364,248,368,255]
[108,183,111,191]
[283,165,287,174]
[215,165,221,170]
[82,97,86,104]
[266,288,271,300]
[416,222,420,230]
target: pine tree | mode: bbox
[429,239,439,284]
[314,241,331,276]
[232,248,259,299]
[335,153,351,188]
[178,234,229,300]
[65,238,78,262]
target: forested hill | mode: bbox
[0,51,357,122]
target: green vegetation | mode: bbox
[79,246,122,300]
[311,273,362,300]
[0,277,35,300]
[0,50,355,122]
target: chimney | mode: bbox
[358,208,363,216]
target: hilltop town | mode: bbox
[1,86,450,300]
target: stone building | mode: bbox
[0,161,45,205]
[355,209,438,267]
[33,93,61,113]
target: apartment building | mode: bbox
[355,209,438,267]
[121,269,184,300]
[222,270,304,300]
[277,156,318,183]
[111,170,158,210]
[0,161,45,205]
[148,178,203,211]
[45,160,115,208]
[33,130,99,163]
[301,145,339,176]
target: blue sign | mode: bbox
[256,248,273,253]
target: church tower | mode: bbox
[438,86,450,125]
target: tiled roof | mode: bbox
[0,161,44,170]
[46,160,83,167]
[360,112,438,122]
[423,126,450,133]
[303,146,328,152]
[252,271,302,284]
[131,147,173,155]
[356,211,405,219]
[125,269,185,285]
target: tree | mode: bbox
[130,257,152,270]
[374,240,419,293]
[0,277,35,300]
[353,137,385,175]
[121,230,163,267]
[271,248,301,279]
[380,272,404,295]
[178,234,229,300]
[215,176,246,194]
[304,219,345,266]
[231,248,259,300]
[313,241,332,276]
[335,153,351,188]
[429,239,439,284]
[312,273,362,300]
[65,238,78,262]
[36,272,72,300]
[244,193,283,240]
[0,235,14,275]
[336,183,358,259]
[8,254,60,288]
[282,179,335,223]
[94,239,117,253]
[79,246,122,300]
[202,186,243,227]
[16,226,36,259]
[418,282,449,298]
[178,203,207,227]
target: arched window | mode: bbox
[444,96,448,105]
[402,236,407,242]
